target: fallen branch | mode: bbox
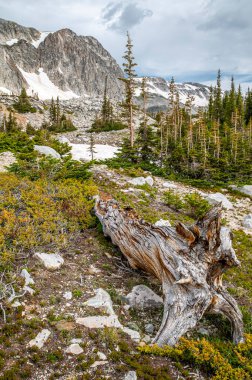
[95,198,244,346]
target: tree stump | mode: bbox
[95,197,244,346]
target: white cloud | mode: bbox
[0,0,251,88]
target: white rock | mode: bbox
[76,315,121,329]
[162,182,177,189]
[235,185,252,197]
[65,343,83,355]
[126,285,163,309]
[97,352,107,360]
[0,152,16,172]
[121,327,140,342]
[21,269,34,286]
[154,219,171,228]
[57,136,71,144]
[90,361,108,368]
[128,176,154,187]
[63,291,72,300]
[34,252,64,270]
[243,214,252,229]
[84,288,114,315]
[71,338,82,344]
[34,145,61,159]
[206,193,233,210]
[23,285,35,295]
[124,371,137,380]
[11,300,22,308]
[28,329,51,349]
[76,315,140,342]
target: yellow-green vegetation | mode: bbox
[225,230,252,333]
[139,334,252,380]
[0,173,97,270]
[163,190,211,219]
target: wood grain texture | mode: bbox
[95,198,244,346]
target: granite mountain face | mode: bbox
[0,18,124,100]
[0,18,210,108]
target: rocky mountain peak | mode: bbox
[0,18,124,100]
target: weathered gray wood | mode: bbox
[95,198,244,346]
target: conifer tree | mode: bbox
[119,32,138,147]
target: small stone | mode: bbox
[63,291,73,300]
[84,288,114,315]
[97,352,107,360]
[198,327,209,336]
[76,315,121,329]
[126,285,163,310]
[138,342,146,348]
[143,335,152,343]
[71,338,82,344]
[154,219,171,228]
[145,323,154,334]
[128,176,154,187]
[90,361,108,368]
[243,214,252,229]
[124,371,137,380]
[34,252,64,270]
[206,193,233,210]
[66,343,83,355]
[21,269,34,286]
[28,329,51,349]
[11,300,22,308]
[162,182,177,189]
[87,265,101,274]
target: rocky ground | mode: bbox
[1,161,251,379]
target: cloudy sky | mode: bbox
[0,0,251,90]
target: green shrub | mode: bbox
[88,119,127,133]
[162,190,184,210]
[184,192,211,219]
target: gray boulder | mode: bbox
[0,151,16,172]
[34,145,61,159]
[206,192,233,210]
[128,176,154,187]
[243,214,252,229]
[126,285,163,310]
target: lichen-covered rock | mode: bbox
[34,145,61,159]
[124,371,137,380]
[126,285,163,310]
[65,343,83,355]
[34,252,64,270]
[243,214,252,229]
[28,329,51,349]
[154,219,171,227]
[206,192,233,210]
[84,288,115,315]
[128,176,154,187]
[0,151,16,172]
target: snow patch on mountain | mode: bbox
[5,38,18,46]
[18,67,79,100]
[32,32,51,48]
[135,77,210,108]
[70,143,119,161]
[0,87,12,95]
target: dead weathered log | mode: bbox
[95,197,244,346]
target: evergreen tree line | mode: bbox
[116,35,252,183]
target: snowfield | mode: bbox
[18,67,79,100]
[32,32,51,48]
[70,144,119,161]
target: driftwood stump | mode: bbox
[95,198,244,346]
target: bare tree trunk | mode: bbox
[95,198,244,346]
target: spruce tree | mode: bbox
[119,32,138,147]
